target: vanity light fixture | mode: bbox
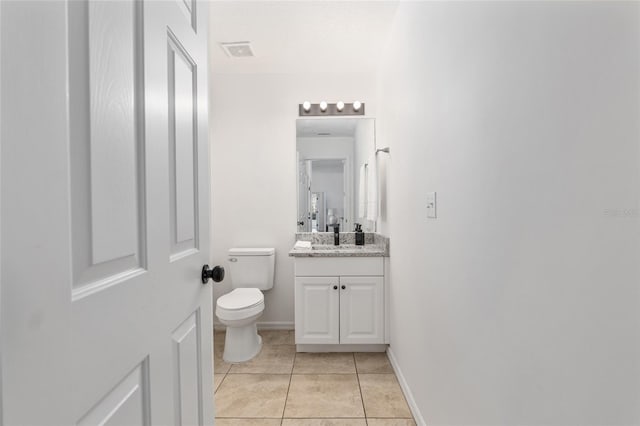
[298,101,365,116]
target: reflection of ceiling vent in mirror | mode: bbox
[220,42,254,58]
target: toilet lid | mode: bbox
[217,288,263,310]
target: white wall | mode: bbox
[297,137,354,161]
[377,2,640,425]
[210,72,376,327]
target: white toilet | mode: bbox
[215,247,275,363]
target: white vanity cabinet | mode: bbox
[294,257,385,346]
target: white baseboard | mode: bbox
[297,344,387,353]
[257,321,294,330]
[387,347,427,426]
[213,321,294,331]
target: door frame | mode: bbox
[0,1,4,420]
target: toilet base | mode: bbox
[222,322,263,363]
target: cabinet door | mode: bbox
[339,276,384,344]
[295,276,340,344]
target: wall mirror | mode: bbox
[296,117,376,233]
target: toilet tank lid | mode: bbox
[228,247,275,256]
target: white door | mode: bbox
[0,0,213,424]
[339,276,384,344]
[295,277,340,344]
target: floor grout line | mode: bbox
[354,352,369,424]
[215,372,227,394]
[280,350,296,423]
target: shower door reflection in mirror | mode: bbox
[296,118,375,232]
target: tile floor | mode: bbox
[214,330,416,426]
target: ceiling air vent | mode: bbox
[220,42,254,58]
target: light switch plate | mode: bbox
[426,192,437,218]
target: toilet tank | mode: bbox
[227,248,275,290]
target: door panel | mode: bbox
[68,0,146,295]
[87,0,140,265]
[172,311,203,426]
[339,276,384,344]
[175,0,197,31]
[77,361,150,426]
[168,32,199,258]
[295,277,340,344]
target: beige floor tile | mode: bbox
[213,330,232,374]
[293,352,356,374]
[214,346,232,374]
[260,329,295,345]
[215,374,290,418]
[284,374,364,418]
[214,374,225,392]
[215,419,282,426]
[354,352,394,374]
[214,330,226,361]
[213,331,225,353]
[228,344,295,374]
[367,419,416,426]
[282,419,367,426]
[358,374,412,418]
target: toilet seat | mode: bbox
[216,288,264,321]
[218,288,263,310]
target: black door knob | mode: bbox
[333,285,338,290]
[202,265,225,284]
[341,285,346,290]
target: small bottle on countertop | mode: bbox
[355,223,365,246]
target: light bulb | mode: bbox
[302,101,311,112]
[353,100,362,111]
[336,101,344,112]
[320,101,328,112]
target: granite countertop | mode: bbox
[288,232,390,257]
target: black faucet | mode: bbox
[332,224,340,245]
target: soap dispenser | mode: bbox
[355,223,365,246]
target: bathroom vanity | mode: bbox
[289,233,390,352]
[293,115,387,352]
